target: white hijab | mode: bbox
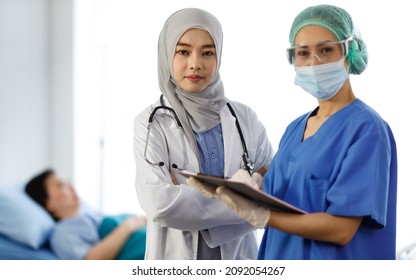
[157,8,226,156]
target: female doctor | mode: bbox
[133,8,274,260]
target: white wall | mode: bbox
[0,0,74,186]
[49,0,74,181]
[0,0,51,185]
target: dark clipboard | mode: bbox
[179,170,307,214]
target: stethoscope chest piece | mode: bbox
[240,152,255,174]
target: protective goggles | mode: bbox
[286,36,353,66]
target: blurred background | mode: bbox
[1,0,414,252]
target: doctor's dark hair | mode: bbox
[25,169,55,210]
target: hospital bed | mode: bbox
[0,183,59,259]
[0,234,58,260]
[0,184,145,260]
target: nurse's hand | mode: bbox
[186,169,262,198]
[215,186,270,229]
[231,169,262,190]
[254,166,268,190]
[252,172,263,190]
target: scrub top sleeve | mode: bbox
[326,131,391,229]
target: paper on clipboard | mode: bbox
[179,170,307,214]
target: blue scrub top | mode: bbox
[258,99,397,260]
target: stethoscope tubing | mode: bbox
[144,95,253,172]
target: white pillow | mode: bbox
[0,186,55,249]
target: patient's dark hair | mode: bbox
[25,169,55,209]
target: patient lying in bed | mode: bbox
[23,169,146,260]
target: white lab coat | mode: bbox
[133,97,274,260]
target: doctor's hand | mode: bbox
[186,177,217,199]
[215,186,270,229]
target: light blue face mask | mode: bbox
[294,58,349,100]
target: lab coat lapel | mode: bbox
[163,96,200,173]
[221,106,241,177]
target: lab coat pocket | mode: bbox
[306,175,331,212]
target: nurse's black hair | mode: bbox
[25,169,55,210]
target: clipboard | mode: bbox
[179,170,307,214]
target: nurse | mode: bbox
[133,8,274,259]
[189,4,398,259]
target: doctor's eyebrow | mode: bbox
[176,42,216,49]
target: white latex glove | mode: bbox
[252,172,263,190]
[186,169,262,197]
[231,169,263,190]
[186,177,217,198]
[215,186,270,229]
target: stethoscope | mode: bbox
[144,95,254,173]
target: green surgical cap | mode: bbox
[289,5,368,75]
